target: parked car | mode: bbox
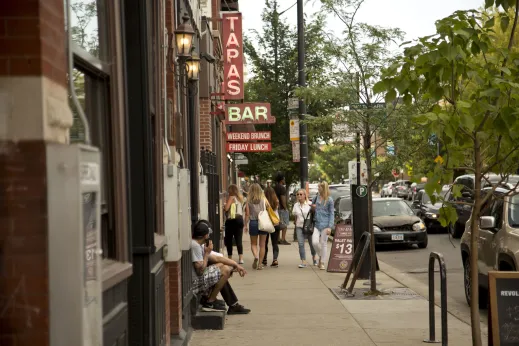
[447,174,519,238]
[411,190,446,231]
[408,182,425,201]
[372,198,428,248]
[329,184,351,202]
[334,196,352,224]
[308,184,319,202]
[392,180,412,198]
[381,182,396,197]
[460,187,519,307]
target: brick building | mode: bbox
[0,0,239,345]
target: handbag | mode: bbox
[266,200,280,225]
[300,204,314,236]
[258,199,275,233]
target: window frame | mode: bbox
[68,0,129,264]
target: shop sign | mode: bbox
[226,131,271,141]
[327,224,354,272]
[226,142,272,152]
[224,103,276,124]
[223,13,244,99]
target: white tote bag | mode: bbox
[258,199,275,233]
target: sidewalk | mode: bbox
[190,226,483,346]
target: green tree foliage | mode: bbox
[312,144,356,182]
[241,0,333,184]
[379,1,519,343]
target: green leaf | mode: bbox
[481,88,500,98]
[373,80,388,94]
[457,100,472,108]
[416,54,429,67]
[500,67,512,76]
[485,0,494,8]
[501,15,510,32]
[452,184,463,198]
[470,42,480,55]
[385,89,397,103]
[403,93,412,105]
[459,112,475,132]
[494,115,509,135]
[485,17,495,28]
[439,205,459,227]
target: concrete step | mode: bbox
[191,310,226,330]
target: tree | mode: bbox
[379,2,519,344]
[242,0,334,184]
[298,0,406,292]
[312,143,356,182]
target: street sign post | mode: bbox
[327,224,354,272]
[350,102,386,110]
[351,184,370,280]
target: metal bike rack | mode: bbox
[423,252,448,345]
[341,231,371,296]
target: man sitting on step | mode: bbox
[191,220,251,314]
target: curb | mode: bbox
[377,259,489,335]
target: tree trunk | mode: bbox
[363,125,377,292]
[470,136,482,346]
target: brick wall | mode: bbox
[167,261,182,335]
[0,0,67,86]
[200,97,212,151]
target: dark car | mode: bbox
[372,198,428,248]
[411,190,446,231]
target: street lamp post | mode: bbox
[297,0,308,188]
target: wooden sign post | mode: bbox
[327,224,354,272]
[488,271,519,345]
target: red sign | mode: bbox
[226,142,272,152]
[327,224,354,273]
[224,103,276,124]
[392,169,399,178]
[223,13,244,100]
[226,131,271,141]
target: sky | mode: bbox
[241,0,484,44]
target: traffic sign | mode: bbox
[349,160,367,185]
[392,169,399,178]
[289,118,300,141]
[356,185,368,198]
[288,97,299,110]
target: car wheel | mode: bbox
[418,234,428,249]
[463,257,488,308]
[449,222,464,238]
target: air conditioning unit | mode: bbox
[164,164,181,261]
[178,168,192,250]
[199,175,209,220]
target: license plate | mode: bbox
[391,234,404,241]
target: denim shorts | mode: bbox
[249,220,268,236]
[279,209,290,228]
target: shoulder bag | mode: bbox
[300,204,314,236]
[266,200,280,225]
[258,199,275,233]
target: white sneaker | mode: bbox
[298,263,307,268]
[319,264,325,270]
[239,260,244,264]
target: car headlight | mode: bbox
[413,222,426,231]
[425,212,438,219]
[373,225,381,233]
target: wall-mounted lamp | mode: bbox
[186,51,201,81]
[175,14,195,58]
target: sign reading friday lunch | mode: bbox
[226,142,272,152]
[224,103,276,124]
[223,13,244,100]
[226,131,271,141]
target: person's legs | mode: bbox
[235,219,244,263]
[319,228,328,266]
[271,226,280,262]
[280,210,290,244]
[308,235,317,264]
[312,228,322,262]
[250,235,258,259]
[263,232,269,264]
[224,220,234,258]
[295,227,307,262]
[219,281,238,307]
[258,233,267,269]
[207,265,231,302]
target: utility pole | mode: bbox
[297,0,308,188]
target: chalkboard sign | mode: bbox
[327,224,354,272]
[489,271,519,345]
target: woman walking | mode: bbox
[291,189,317,268]
[311,182,334,270]
[244,183,268,270]
[263,186,280,268]
[223,184,245,264]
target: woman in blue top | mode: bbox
[311,181,335,270]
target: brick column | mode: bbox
[0,1,72,346]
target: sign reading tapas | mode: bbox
[226,142,272,152]
[226,131,271,141]
[224,103,276,124]
[223,13,244,100]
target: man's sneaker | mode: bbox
[227,303,251,315]
[201,300,226,312]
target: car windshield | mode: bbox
[373,200,415,217]
[330,186,350,201]
[508,195,519,228]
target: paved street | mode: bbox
[376,231,489,333]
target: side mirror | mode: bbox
[480,216,496,230]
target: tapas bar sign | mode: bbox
[226,131,271,141]
[223,13,244,100]
[226,142,272,152]
[224,103,276,124]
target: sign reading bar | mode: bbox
[289,118,300,141]
[224,103,276,124]
[488,271,519,345]
[327,224,354,273]
[292,140,300,162]
[223,13,244,100]
[226,142,272,152]
[226,131,272,141]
